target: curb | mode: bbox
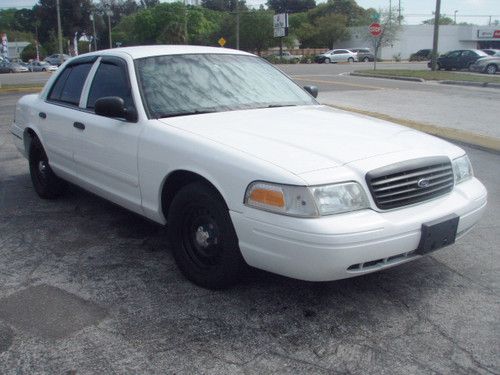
[440,80,500,89]
[326,104,500,153]
[350,72,424,82]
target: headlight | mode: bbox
[244,181,369,217]
[452,155,473,184]
[310,182,370,215]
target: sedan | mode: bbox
[469,52,500,74]
[44,53,71,66]
[28,61,58,72]
[429,49,489,70]
[316,49,358,63]
[0,61,29,73]
[350,48,375,62]
[11,46,487,289]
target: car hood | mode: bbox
[158,105,461,175]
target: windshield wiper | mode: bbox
[156,109,219,119]
[266,104,298,108]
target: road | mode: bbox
[0,88,499,374]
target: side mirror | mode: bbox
[304,85,318,98]
[94,96,138,122]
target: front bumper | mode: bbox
[231,177,487,282]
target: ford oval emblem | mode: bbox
[417,178,430,188]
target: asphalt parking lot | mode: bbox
[0,87,499,373]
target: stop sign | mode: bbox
[369,23,382,37]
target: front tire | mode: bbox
[486,64,497,75]
[363,57,369,62]
[348,57,354,63]
[29,137,66,199]
[168,182,246,289]
[324,58,330,64]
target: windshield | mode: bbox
[476,50,488,57]
[136,54,316,119]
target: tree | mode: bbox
[313,13,348,48]
[266,0,316,14]
[365,7,401,69]
[201,0,245,12]
[239,10,276,55]
[308,0,372,26]
[21,42,47,61]
[422,16,454,25]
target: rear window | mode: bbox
[48,63,93,106]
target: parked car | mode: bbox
[0,60,29,73]
[481,49,500,56]
[409,49,432,61]
[469,52,500,74]
[11,46,487,289]
[428,49,489,70]
[265,51,302,63]
[28,60,58,72]
[315,49,358,63]
[44,53,71,66]
[350,48,375,62]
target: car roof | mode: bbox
[86,45,253,60]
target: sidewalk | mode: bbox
[318,86,500,152]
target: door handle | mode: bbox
[73,122,85,130]
[39,112,46,119]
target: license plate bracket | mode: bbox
[416,214,459,255]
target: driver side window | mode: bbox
[87,61,133,110]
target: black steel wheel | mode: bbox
[29,137,66,199]
[168,181,246,289]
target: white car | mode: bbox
[319,49,358,63]
[11,46,487,289]
[28,61,58,72]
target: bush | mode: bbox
[20,43,46,61]
[392,53,401,62]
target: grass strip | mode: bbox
[0,84,44,93]
[354,69,500,83]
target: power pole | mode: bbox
[184,0,188,43]
[398,0,401,25]
[106,10,113,48]
[90,14,97,51]
[56,0,63,57]
[431,0,441,71]
[236,2,240,50]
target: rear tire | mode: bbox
[486,64,497,75]
[29,137,66,199]
[168,182,246,289]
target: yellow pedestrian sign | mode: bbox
[218,37,226,47]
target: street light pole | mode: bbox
[236,1,240,50]
[454,10,458,24]
[56,0,63,58]
[431,0,441,71]
[106,10,113,49]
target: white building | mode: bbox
[338,25,500,60]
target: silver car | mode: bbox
[28,61,58,72]
[319,49,358,63]
[469,51,500,74]
[0,61,29,73]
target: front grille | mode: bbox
[366,157,454,210]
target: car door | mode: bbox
[460,50,479,69]
[41,57,96,178]
[74,56,142,212]
[443,51,460,69]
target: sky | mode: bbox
[1,0,499,26]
